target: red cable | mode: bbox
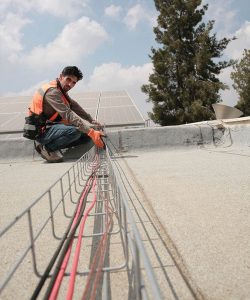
[48,175,94,300]
[66,176,98,300]
[89,219,112,300]
[81,201,113,300]
[48,154,100,299]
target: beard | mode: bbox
[63,85,71,92]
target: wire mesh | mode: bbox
[0,146,162,299]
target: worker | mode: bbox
[25,66,104,163]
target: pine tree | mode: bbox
[142,0,235,125]
[231,49,250,116]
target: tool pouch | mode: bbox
[23,113,47,140]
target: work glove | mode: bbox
[87,128,105,148]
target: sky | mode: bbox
[0,0,250,118]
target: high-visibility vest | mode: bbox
[29,80,70,123]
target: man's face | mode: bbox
[59,74,78,92]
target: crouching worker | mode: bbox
[24,66,104,163]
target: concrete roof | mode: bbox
[1,117,250,299]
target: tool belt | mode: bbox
[23,112,47,140]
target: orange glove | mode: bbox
[87,128,105,148]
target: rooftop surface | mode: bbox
[120,145,250,299]
[0,118,250,299]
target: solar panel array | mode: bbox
[0,96,29,132]
[0,91,145,133]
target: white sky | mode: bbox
[0,0,249,117]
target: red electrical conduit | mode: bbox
[48,155,100,300]
[48,175,95,300]
[66,176,98,300]
[87,212,113,300]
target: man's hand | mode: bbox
[87,128,105,148]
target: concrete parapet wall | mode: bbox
[0,135,93,160]
[106,124,215,151]
[1,121,250,159]
[227,124,250,146]
[0,137,34,160]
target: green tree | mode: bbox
[142,0,235,125]
[231,49,250,116]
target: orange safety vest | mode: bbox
[29,80,70,124]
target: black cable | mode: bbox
[30,171,95,300]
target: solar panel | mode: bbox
[101,91,127,97]
[0,90,145,132]
[0,96,31,103]
[97,91,144,126]
[99,97,132,107]
[70,91,100,99]
[97,106,144,125]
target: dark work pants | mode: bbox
[37,124,91,151]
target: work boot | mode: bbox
[40,147,64,163]
[34,141,42,154]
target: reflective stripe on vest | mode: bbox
[28,80,70,123]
